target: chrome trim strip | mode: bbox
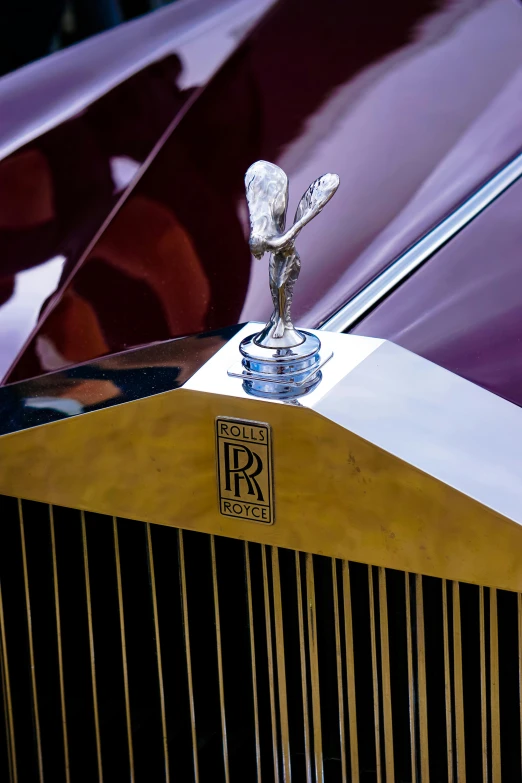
[320,152,522,332]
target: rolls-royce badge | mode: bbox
[216,417,274,524]
[228,160,340,398]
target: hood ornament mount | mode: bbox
[228,160,340,399]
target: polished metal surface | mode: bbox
[236,161,338,398]
[0,325,242,438]
[229,331,332,399]
[4,323,522,590]
[189,322,522,530]
[321,150,522,333]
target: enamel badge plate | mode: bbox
[216,417,274,524]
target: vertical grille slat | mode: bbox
[151,522,200,780]
[261,543,280,783]
[81,511,104,783]
[452,581,466,783]
[490,589,501,782]
[405,574,417,783]
[86,512,135,779]
[306,552,323,783]
[460,583,481,780]
[271,547,291,783]
[342,561,359,782]
[518,593,522,778]
[112,517,135,783]
[179,530,199,783]
[479,586,488,783]
[0,574,16,782]
[497,589,521,775]
[415,574,430,783]
[18,500,44,783]
[296,551,313,783]
[53,506,99,781]
[368,566,383,783]
[145,522,170,783]
[49,507,70,783]
[442,579,454,783]
[1,496,44,781]
[245,542,262,783]
[378,568,395,783]
[210,534,230,783]
[332,559,347,783]
[1,497,522,781]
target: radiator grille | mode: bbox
[0,495,520,782]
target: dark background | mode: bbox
[0,0,177,78]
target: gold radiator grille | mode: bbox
[0,496,520,782]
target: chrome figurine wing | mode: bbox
[294,172,340,227]
[244,160,288,257]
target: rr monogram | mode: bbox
[223,442,264,502]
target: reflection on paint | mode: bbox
[0,255,65,379]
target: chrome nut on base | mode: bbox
[230,160,339,399]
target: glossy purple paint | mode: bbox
[6,0,522,383]
[0,0,273,382]
[0,0,273,159]
[351,175,522,408]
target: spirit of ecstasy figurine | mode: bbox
[245,160,339,348]
[229,160,340,399]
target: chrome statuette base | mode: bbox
[228,329,332,399]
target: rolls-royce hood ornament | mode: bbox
[229,160,340,399]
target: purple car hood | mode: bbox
[3,0,522,385]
